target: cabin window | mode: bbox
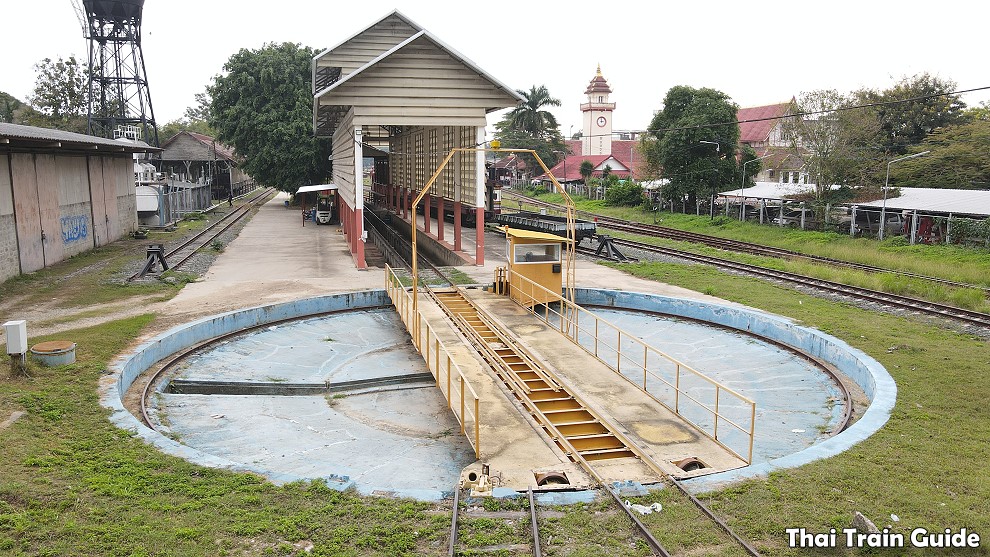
[514,243,561,264]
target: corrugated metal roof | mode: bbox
[719,181,821,200]
[857,188,990,217]
[0,122,159,152]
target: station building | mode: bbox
[0,123,158,282]
[312,11,522,268]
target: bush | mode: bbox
[604,181,644,207]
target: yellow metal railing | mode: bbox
[497,267,757,463]
[385,266,482,459]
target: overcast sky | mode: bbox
[4,1,988,137]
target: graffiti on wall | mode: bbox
[60,215,89,243]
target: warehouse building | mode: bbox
[0,123,159,282]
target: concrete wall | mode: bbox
[0,155,19,282]
[0,152,137,283]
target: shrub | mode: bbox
[604,181,644,207]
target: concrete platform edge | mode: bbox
[573,288,896,494]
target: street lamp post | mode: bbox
[880,150,929,240]
[699,140,720,220]
[740,153,774,221]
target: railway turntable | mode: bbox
[385,223,754,492]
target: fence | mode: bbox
[385,265,482,458]
[498,268,757,463]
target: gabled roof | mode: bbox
[738,101,792,144]
[160,131,237,162]
[543,154,631,181]
[312,10,424,62]
[314,28,523,106]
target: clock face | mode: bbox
[596,116,607,127]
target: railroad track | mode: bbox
[504,190,990,296]
[448,487,543,556]
[128,187,276,280]
[577,239,990,328]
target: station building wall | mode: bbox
[0,152,138,283]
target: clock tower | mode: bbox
[581,64,615,156]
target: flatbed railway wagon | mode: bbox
[494,211,598,244]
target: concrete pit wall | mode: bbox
[102,289,390,483]
[573,288,896,493]
[102,288,894,492]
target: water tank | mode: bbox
[82,0,145,21]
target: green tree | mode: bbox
[579,160,594,183]
[0,91,24,123]
[27,56,89,132]
[782,89,882,199]
[160,89,215,143]
[856,73,966,155]
[209,43,330,192]
[494,84,568,176]
[889,119,990,189]
[506,85,561,136]
[641,86,740,211]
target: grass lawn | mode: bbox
[2,256,989,555]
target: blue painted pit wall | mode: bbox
[574,288,896,493]
[102,289,389,484]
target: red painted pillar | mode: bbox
[424,193,431,235]
[475,207,485,265]
[354,207,366,269]
[402,187,408,220]
[453,201,462,251]
[437,197,445,243]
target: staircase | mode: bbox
[431,289,636,463]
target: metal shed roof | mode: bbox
[0,122,159,153]
[296,184,338,194]
[857,188,990,217]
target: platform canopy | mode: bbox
[296,184,338,194]
[856,187,990,217]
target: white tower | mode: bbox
[581,64,615,156]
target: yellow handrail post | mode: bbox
[749,403,757,463]
[460,377,466,434]
[474,397,480,459]
[714,385,721,440]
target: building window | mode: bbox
[599,96,603,103]
[781,172,789,184]
[513,243,561,264]
[768,169,775,179]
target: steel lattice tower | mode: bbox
[81,0,159,146]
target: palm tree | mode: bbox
[506,85,561,138]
